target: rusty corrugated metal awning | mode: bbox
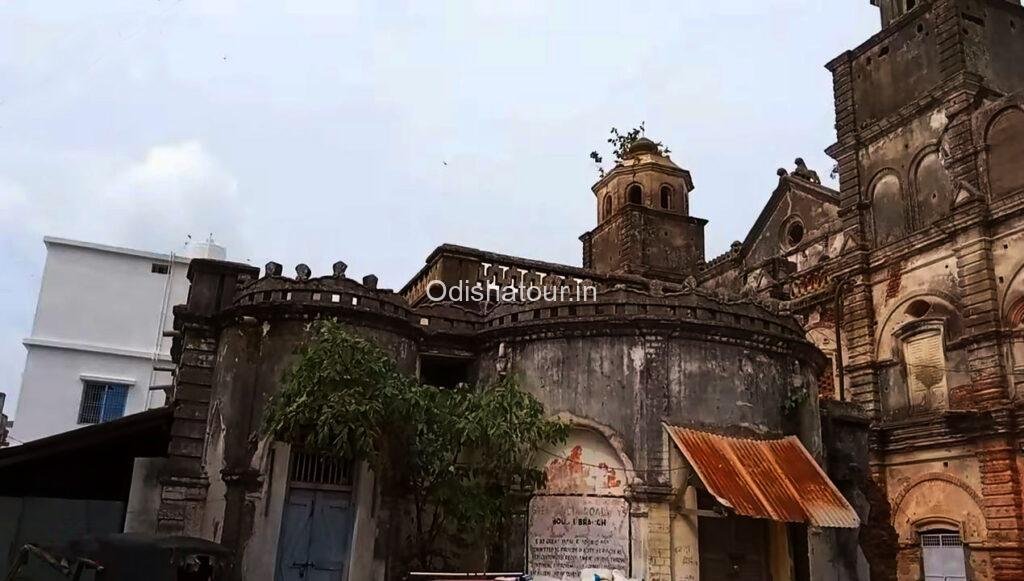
[664,425,859,528]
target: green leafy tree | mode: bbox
[262,320,568,571]
[261,321,410,461]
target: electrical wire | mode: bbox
[536,360,1024,475]
[537,447,689,474]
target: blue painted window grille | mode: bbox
[78,381,130,424]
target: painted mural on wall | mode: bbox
[528,495,630,580]
[539,428,626,496]
[528,428,632,580]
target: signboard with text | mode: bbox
[527,495,630,579]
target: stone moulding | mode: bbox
[213,271,823,366]
[889,471,988,544]
[891,471,986,515]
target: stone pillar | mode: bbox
[978,438,1024,581]
[953,228,1009,407]
[580,231,593,269]
[157,319,218,535]
[618,209,643,274]
[646,501,673,580]
[824,50,867,243]
[630,485,674,581]
[768,521,794,581]
[668,440,698,581]
[842,276,881,418]
[155,259,259,536]
[826,49,882,420]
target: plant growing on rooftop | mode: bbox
[590,122,671,176]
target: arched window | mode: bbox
[660,185,672,209]
[627,184,643,205]
[603,194,613,219]
[1008,297,1024,381]
[871,173,908,246]
[906,299,932,318]
[986,107,1024,198]
[914,151,953,227]
[895,320,948,411]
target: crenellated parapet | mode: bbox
[699,240,744,280]
[233,261,412,326]
[469,286,815,361]
[401,243,650,306]
[168,243,816,361]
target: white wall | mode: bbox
[29,240,189,353]
[11,238,191,443]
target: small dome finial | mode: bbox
[627,137,659,155]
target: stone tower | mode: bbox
[580,137,707,280]
[822,1,1024,579]
[872,0,1022,27]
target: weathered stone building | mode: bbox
[113,1,1024,580]
[135,196,866,580]
[126,115,869,580]
[703,1,1024,579]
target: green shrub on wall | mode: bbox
[262,319,568,570]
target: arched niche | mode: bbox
[1009,298,1024,329]
[986,107,1024,199]
[871,172,909,247]
[914,149,954,227]
[536,413,634,496]
[875,293,962,362]
[1004,291,1024,378]
[1001,261,1024,327]
[659,184,673,210]
[891,474,987,545]
[627,183,644,205]
[806,326,847,400]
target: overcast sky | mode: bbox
[0,1,879,417]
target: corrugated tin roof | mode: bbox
[664,425,860,528]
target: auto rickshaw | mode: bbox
[5,533,231,581]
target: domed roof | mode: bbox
[627,137,660,155]
[591,134,692,193]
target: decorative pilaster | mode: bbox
[156,319,218,535]
[155,259,259,536]
[953,227,1007,406]
[978,438,1024,581]
[843,277,882,418]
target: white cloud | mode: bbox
[0,140,244,418]
[102,140,242,253]
[3,140,243,256]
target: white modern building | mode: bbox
[0,392,9,447]
[10,236,226,443]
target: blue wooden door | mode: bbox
[276,488,355,581]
